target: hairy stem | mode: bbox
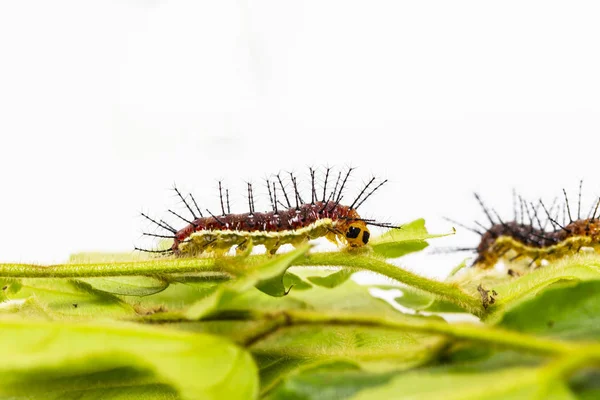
[0,252,485,315]
[293,253,485,316]
[0,259,223,278]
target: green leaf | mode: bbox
[120,275,231,316]
[0,278,22,300]
[392,287,432,309]
[0,319,258,399]
[186,267,372,321]
[263,350,579,400]
[392,286,468,313]
[284,269,430,317]
[170,319,280,344]
[283,272,312,291]
[349,365,576,400]
[369,219,454,259]
[448,259,469,277]
[77,276,169,296]
[263,361,396,400]
[497,280,600,340]
[0,296,53,320]
[254,246,313,297]
[184,245,311,319]
[250,323,447,370]
[569,369,600,399]
[166,270,434,344]
[307,269,354,288]
[154,269,449,394]
[3,279,136,319]
[261,330,595,400]
[253,325,447,397]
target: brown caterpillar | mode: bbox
[136,167,399,257]
[451,183,600,269]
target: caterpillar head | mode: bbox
[344,221,371,247]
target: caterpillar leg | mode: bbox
[212,248,228,257]
[236,239,253,256]
[473,249,501,269]
[527,256,541,268]
[265,239,281,256]
[290,235,310,248]
[178,235,214,257]
[325,231,341,246]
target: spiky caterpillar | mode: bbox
[474,219,600,268]
[175,202,366,256]
[138,168,397,257]
[466,186,600,269]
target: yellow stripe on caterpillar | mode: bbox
[178,218,350,256]
[476,234,599,268]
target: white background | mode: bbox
[1,1,599,278]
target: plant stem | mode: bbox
[0,259,223,278]
[0,252,486,315]
[293,253,486,316]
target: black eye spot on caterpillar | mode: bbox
[362,231,370,245]
[346,226,361,239]
[136,167,402,257]
[450,181,600,269]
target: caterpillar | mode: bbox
[450,183,600,269]
[136,167,399,257]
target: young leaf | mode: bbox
[254,245,313,297]
[369,219,454,259]
[392,286,467,313]
[307,269,354,288]
[283,272,312,291]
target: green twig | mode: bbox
[0,251,485,315]
[293,253,485,316]
[0,259,223,278]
